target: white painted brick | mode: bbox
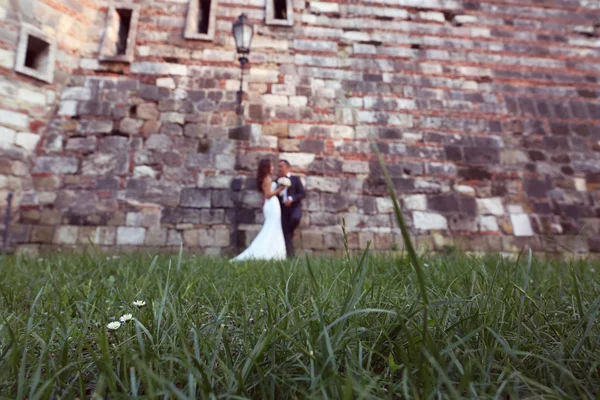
[476,198,504,216]
[0,126,16,148]
[61,87,92,101]
[0,109,29,129]
[58,101,78,116]
[117,227,146,245]
[403,194,426,211]
[413,211,447,231]
[15,132,40,151]
[510,214,533,237]
[479,216,499,232]
[310,2,340,13]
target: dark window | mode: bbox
[24,35,50,71]
[274,0,287,20]
[198,0,212,34]
[116,8,132,55]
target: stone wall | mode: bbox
[0,0,103,248]
[2,0,600,256]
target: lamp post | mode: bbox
[232,14,254,118]
[231,14,254,254]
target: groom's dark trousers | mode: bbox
[280,176,305,258]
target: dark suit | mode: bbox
[279,175,306,258]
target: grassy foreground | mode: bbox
[0,250,599,399]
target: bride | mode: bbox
[231,159,288,261]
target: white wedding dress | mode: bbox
[231,182,287,261]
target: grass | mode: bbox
[1,147,599,398]
[0,250,599,399]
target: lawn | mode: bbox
[0,249,599,399]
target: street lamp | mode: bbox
[232,14,254,117]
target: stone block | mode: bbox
[66,136,97,152]
[413,211,448,231]
[77,227,98,245]
[324,231,344,249]
[126,179,181,207]
[200,209,224,224]
[342,161,370,174]
[214,228,231,247]
[0,109,29,130]
[34,157,79,174]
[212,190,234,208]
[302,231,324,249]
[180,187,211,208]
[79,120,114,134]
[280,153,316,170]
[0,126,15,148]
[62,87,92,101]
[476,215,498,232]
[476,198,505,216]
[403,194,426,211]
[14,132,39,151]
[119,118,144,135]
[510,213,534,237]
[167,229,183,246]
[183,229,200,246]
[31,226,55,243]
[136,103,160,120]
[53,226,79,244]
[306,176,340,193]
[145,227,168,246]
[82,153,129,176]
[94,227,116,245]
[117,227,146,245]
[146,134,172,150]
[99,136,129,153]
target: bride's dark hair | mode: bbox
[256,159,272,193]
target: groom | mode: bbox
[278,160,306,258]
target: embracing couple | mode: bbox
[232,159,306,261]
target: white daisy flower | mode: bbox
[132,300,146,307]
[107,321,121,330]
[120,314,133,322]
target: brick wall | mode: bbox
[2,0,600,256]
